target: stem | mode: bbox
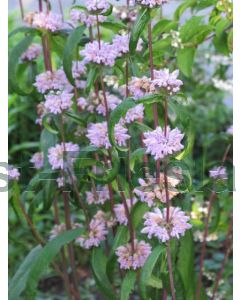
[116,175,135,253]
[148,20,160,184]
[125,59,129,97]
[58,0,64,21]
[196,143,231,300]
[39,0,43,11]
[196,191,216,300]
[18,0,24,20]
[166,241,176,300]
[162,289,167,300]
[96,14,101,49]
[211,218,232,300]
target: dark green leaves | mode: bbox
[101,20,127,32]
[130,8,150,54]
[152,19,178,36]
[9,35,35,95]
[120,271,136,300]
[177,47,195,77]
[91,247,116,300]
[63,26,87,85]
[140,245,164,299]
[108,98,136,150]
[85,65,99,93]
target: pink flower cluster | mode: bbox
[86,0,110,13]
[137,0,168,8]
[96,93,122,116]
[34,69,72,94]
[133,174,180,207]
[48,142,80,170]
[143,126,184,160]
[32,12,63,32]
[141,207,191,242]
[75,211,109,249]
[125,104,145,123]
[21,43,42,61]
[30,152,44,169]
[86,185,110,205]
[86,121,130,149]
[226,125,233,135]
[8,167,20,181]
[114,198,137,225]
[112,34,143,56]
[72,60,86,79]
[80,41,118,66]
[116,240,152,270]
[70,9,106,27]
[129,69,182,98]
[209,166,228,180]
[44,91,73,114]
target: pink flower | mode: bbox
[72,60,86,79]
[32,12,63,32]
[141,207,191,242]
[30,152,44,169]
[143,126,184,160]
[112,34,143,56]
[114,198,137,225]
[75,218,108,249]
[34,69,72,94]
[8,167,20,181]
[80,41,118,66]
[226,125,233,135]
[77,97,88,110]
[96,93,122,116]
[70,9,106,27]
[137,0,168,8]
[116,240,152,270]
[86,185,110,205]
[114,123,131,146]
[86,121,130,148]
[48,142,80,170]
[129,76,153,99]
[152,69,183,95]
[21,43,41,61]
[125,104,144,123]
[44,91,73,114]
[209,166,228,180]
[86,0,110,13]
[133,174,180,207]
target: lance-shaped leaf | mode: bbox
[177,47,195,77]
[9,35,35,95]
[63,26,87,85]
[8,26,40,38]
[108,98,136,151]
[140,245,164,299]
[121,271,137,300]
[130,148,145,172]
[85,65,99,93]
[91,247,116,300]
[101,20,127,32]
[130,8,150,54]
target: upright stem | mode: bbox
[196,191,216,300]
[148,20,160,183]
[211,217,232,300]
[96,14,101,49]
[58,0,64,21]
[18,0,24,20]
[163,99,176,299]
[196,143,231,300]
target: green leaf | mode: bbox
[140,245,164,299]
[152,19,178,36]
[9,246,42,300]
[9,35,35,95]
[227,29,233,52]
[101,20,127,32]
[42,114,59,134]
[108,98,136,151]
[65,111,86,127]
[121,271,136,300]
[25,228,84,299]
[9,142,40,155]
[179,16,203,42]
[177,230,195,300]
[131,202,149,229]
[177,47,195,77]
[91,247,116,300]
[63,26,86,85]
[40,129,58,168]
[85,65,99,93]
[130,148,145,172]
[174,0,195,21]
[176,126,195,160]
[8,26,40,38]
[130,8,150,54]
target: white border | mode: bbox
[233,0,239,299]
[0,0,8,299]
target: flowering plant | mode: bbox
[8,0,232,299]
